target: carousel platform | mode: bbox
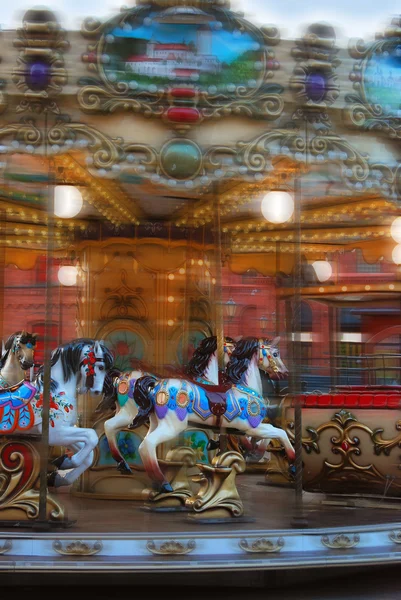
[0,475,401,573]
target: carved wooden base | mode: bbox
[142,446,197,510]
[185,451,246,520]
[0,438,65,522]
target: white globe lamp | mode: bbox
[58,266,78,286]
[391,217,401,243]
[261,191,294,224]
[54,185,83,218]
[392,244,401,265]
[312,260,332,282]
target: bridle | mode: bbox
[259,341,280,375]
[80,345,105,390]
[12,334,35,370]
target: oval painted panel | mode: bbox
[102,9,264,93]
[365,44,401,116]
[105,330,145,372]
[97,432,143,467]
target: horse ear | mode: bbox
[32,333,39,339]
[271,336,280,346]
[21,330,27,337]
[233,336,242,342]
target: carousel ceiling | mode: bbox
[0,1,399,277]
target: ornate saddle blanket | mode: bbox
[0,381,36,433]
[193,377,233,418]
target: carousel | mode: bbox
[0,0,400,574]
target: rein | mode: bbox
[80,346,105,389]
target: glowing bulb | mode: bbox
[54,186,83,218]
[168,273,174,280]
[167,319,174,326]
[392,244,401,264]
[391,217,401,243]
[261,191,294,224]
[179,268,185,274]
[57,266,78,286]
[198,259,203,265]
[168,296,174,303]
[312,261,332,282]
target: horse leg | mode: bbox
[139,414,185,493]
[245,423,295,462]
[50,451,94,488]
[49,427,98,470]
[104,403,136,474]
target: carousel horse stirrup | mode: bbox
[207,438,220,451]
[117,459,132,474]
[51,454,68,469]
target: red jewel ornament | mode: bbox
[341,441,349,451]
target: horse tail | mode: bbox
[130,375,157,429]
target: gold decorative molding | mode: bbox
[389,531,401,544]
[12,7,69,114]
[239,537,284,553]
[78,3,283,128]
[146,540,196,555]
[321,534,360,549]
[186,450,246,519]
[0,540,12,555]
[53,541,103,556]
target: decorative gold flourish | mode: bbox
[321,534,360,549]
[0,540,12,555]
[144,447,197,509]
[146,540,196,555]
[186,451,246,518]
[0,440,64,522]
[53,541,103,556]
[78,4,283,125]
[290,22,340,121]
[239,537,284,553]
[389,531,401,544]
[345,16,401,139]
[12,8,69,113]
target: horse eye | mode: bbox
[98,365,105,371]
[273,353,278,357]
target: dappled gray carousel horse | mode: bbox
[0,337,113,487]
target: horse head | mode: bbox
[8,330,38,371]
[79,339,114,395]
[258,336,289,380]
[223,336,236,366]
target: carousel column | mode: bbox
[290,176,307,528]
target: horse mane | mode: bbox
[225,337,259,384]
[95,366,122,413]
[186,336,217,378]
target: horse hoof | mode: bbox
[47,470,58,487]
[117,460,132,474]
[207,439,220,451]
[52,454,68,469]
[160,482,173,494]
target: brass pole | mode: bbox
[36,112,53,529]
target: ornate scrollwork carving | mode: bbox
[389,531,401,544]
[0,439,64,521]
[345,16,401,139]
[101,269,148,320]
[12,7,69,114]
[78,3,283,128]
[146,540,196,555]
[53,541,103,556]
[290,22,340,122]
[239,537,284,553]
[0,541,12,555]
[286,408,401,494]
[321,534,360,549]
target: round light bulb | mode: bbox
[261,191,294,224]
[54,186,83,218]
[312,261,332,282]
[391,217,401,243]
[58,266,78,286]
[392,244,401,264]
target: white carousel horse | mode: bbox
[0,330,38,389]
[130,337,295,492]
[0,338,114,488]
[100,336,226,473]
